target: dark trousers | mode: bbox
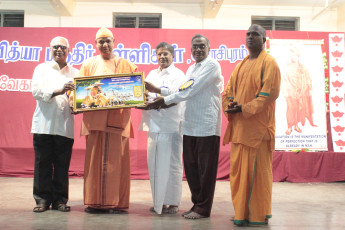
[183,135,220,217]
[33,134,74,206]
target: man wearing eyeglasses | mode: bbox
[31,36,78,213]
[145,34,223,219]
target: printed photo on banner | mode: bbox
[269,39,328,151]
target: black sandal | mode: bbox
[84,206,107,214]
[109,209,128,214]
[52,203,70,212]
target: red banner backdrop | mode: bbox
[1,27,345,182]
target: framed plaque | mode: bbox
[72,72,145,112]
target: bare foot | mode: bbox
[183,211,207,219]
[163,205,179,214]
[182,210,192,217]
[285,128,292,135]
[294,125,302,133]
[310,122,318,127]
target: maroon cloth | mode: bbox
[2,147,345,183]
[273,151,345,182]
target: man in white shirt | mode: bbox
[146,35,223,219]
[31,36,78,213]
[138,42,186,215]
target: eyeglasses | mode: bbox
[192,44,207,50]
[52,45,67,50]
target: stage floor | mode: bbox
[0,177,344,230]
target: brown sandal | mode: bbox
[33,204,49,213]
[163,206,179,214]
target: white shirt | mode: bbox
[164,56,223,137]
[31,61,79,139]
[139,64,186,133]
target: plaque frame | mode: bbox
[72,72,145,112]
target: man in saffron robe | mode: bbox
[222,24,281,226]
[283,46,317,135]
[79,27,137,213]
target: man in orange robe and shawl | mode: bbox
[78,27,137,213]
[222,24,281,226]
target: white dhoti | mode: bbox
[147,131,183,214]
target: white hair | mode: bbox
[50,36,70,48]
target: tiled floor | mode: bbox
[0,177,344,230]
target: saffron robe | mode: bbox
[79,55,137,209]
[222,50,281,225]
[282,61,315,130]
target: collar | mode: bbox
[157,63,175,75]
[48,61,69,71]
[195,55,211,67]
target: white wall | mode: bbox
[337,3,345,32]
[0,1,341,31]
[0,1,60,27]
[209,5,338,32]
[73,2,204,29]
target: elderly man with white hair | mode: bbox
[31,36,78,213]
